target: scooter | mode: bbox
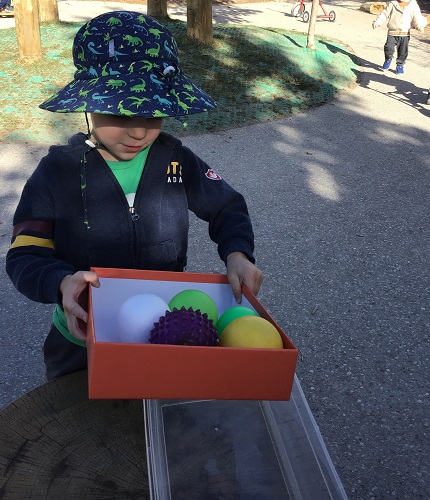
[291,0,336,22]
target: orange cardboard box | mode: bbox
[87,268,298,400]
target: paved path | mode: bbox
[1,2,429,499]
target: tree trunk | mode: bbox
[187,0,213,44]
[14,0,42,60]
[38,0,59,22]
[306,0,320,50]
[147,0,168,19]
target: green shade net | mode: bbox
[0,21,359,144]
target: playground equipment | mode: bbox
[291,0,336,22]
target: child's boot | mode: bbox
[395,64,404,75]
[382,58,392,70]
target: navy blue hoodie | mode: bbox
[6,132,255,306]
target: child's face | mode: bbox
[90,113,163,161]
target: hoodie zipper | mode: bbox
[128,205,140,268]
[129,206,140,221]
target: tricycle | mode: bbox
[291,0,336,22]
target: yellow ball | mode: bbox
[220,316,283,349]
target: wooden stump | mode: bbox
[0,370,150,498]
[360,2,386,14]
[14,0,42,60]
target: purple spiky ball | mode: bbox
[149,307,219,346]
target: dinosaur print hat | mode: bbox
[39,11,216,118]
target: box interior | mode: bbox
[92,278,257,343]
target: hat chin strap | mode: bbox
[84,112,107,151]
[84,133,104,150]
[85,138,99,149]
[86,132,110,155]
[89,130,124,162]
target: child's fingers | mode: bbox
[228,274,243,304]
[66,313,87,342]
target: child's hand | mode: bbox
[60,271,100,342]
[226,252,264,304]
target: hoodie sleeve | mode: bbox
[179,145,255,264]
[6,158,76,305]
[373,2,393,27]
[411,1,428,29]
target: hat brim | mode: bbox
[39,72,216,117]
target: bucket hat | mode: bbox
[39,11,216,118]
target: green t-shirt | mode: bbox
[53,146,152,346]
[106,146,151,206]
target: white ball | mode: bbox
[117,294,170,344]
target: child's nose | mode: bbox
[127,121,147,139]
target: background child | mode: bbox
[372,0,427,74]
[0,0,13,14]
[6,11,263,380]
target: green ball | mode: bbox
[168,289,218,326]
[217,306,258,336]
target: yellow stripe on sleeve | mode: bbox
[10,235,55,250]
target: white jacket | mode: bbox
[373,0,427,33]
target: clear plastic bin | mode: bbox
[144,375,348,499]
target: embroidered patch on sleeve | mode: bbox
[205,169,222,181]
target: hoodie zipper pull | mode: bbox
[129,206,140,221]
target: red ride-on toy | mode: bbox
[291,0,336,22]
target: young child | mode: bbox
[6,11,263,380]
[0,0,13,14]
[372,0,427,75]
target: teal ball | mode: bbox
[217,306,258,336]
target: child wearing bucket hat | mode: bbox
[6,11,263,380]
